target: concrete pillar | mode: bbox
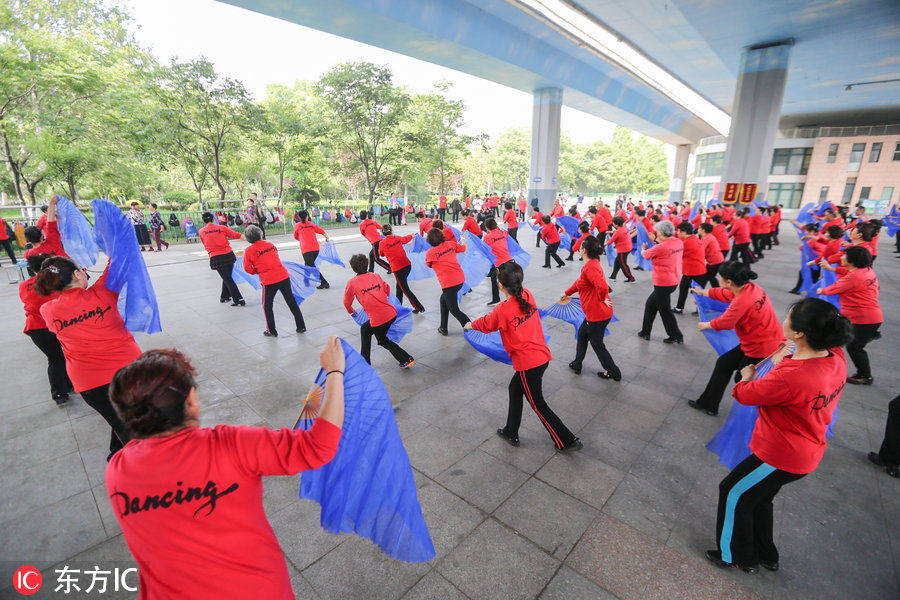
[528,87,562,212]
[669,144,691,205]
[719,41,792,203]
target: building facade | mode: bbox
[688,125,900,212]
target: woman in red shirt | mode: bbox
[689,261,784,415]
[107,339,345,600]
[198,212,246,306]
[698,222,725,288]
[293,209,331,289]
[674,222,708,313]
[728,209,754,266]
[606,216,635,282]
[561,237,621,380]
[530,210,544,248]
[638,220,684,344]
[503,201,519,241]
[817,246,882,385]
[20,253,72,404]
[358,210,390,273]
[706,298,852,573]
[35,256,138,458]
[379,224,424,313]
[483,218,512,306]
[461,210,483,239]
[464,262,581,451]
[540,215,566,268]
[0,214,17,264]
[711,215,730,261]
[242,226,305,337]
[343,254,415,368]
[424,228,470,336]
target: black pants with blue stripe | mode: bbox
[715,453,805,566]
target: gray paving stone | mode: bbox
[601,473,689,542]
[402,425,476,478]
[0,452,91,523]
[413,474,485,558]
[435,449,529,513]
[538,566,617,600]
[401,571,467,600]
[535,452,625,510]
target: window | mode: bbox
[827,143,839,163]
[859,187,871,201]
[869,142,882,162]
[694,152,724,177]
[689,183,716,204]
[893,142,900,161]
[766,183,805,208]
[847,143,865,172]
[770,147,813,175]
[819,187,829,202]
[881,187,895,204]
[841,178,856,204]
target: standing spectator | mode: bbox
[127,202,152,252]
[0,214,17,265]
[147,203,169,252]
[243,225,305,337]
[451,197,461,223]
[438,194,448,221]
[247,193,266,239]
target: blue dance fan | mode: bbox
[556,215,580,239]
[456,235,494,302]
[91,199,162,334]
[446,223,462,242]
[558,231,572,252]
[283,261,320,304]
[809,268,841,309]
[688,200,700,223]
[632,223,654,271]
[883,205,900,237]
[56,196,98,269]
[539,299,620,340]
[315,241,346,268]
[690,283,739,356]
[506,235,531,268]
[350,295,413,343]
[232,262,262,290]
[606,243,617,268]
[296,339,435,562]
[464,329,513,365]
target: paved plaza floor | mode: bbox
[1,222,897,599]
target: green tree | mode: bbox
[489,127,530,191]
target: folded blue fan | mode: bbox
[506,235,531,268]
[403,234,431,254]
[91,200,162,334]
[558,231,572,252]
[688,201,700,222]
[456,235,494,301]
[810,268,841,309]
[283,261,320,304]
[350,295,413,343]
[539,299,620,340]
[56,196,98,269]
[813,201,833,216]
[212,213,220,225]
[297,339,435,562]
[463,328,551,364]
[556,215,580,239]
[691,284,739,356]
[606,243,617,268]
[315,241,346,268]
[632,223,654,271]
[232,261,262,289]
[795,202,816,225]
[446,224,462,242]
[882,206,899,237]
[528,222,541,231]
[406,251,435,281]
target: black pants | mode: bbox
[610,252,634,281]
[762,232,773,250]
[360,317,411,365]
[438,208,446,221]
[257,220,266,240]
[488,265,502,303]
[393,265,424,311]
[721,250,729,262]
[302,250,328,287]
[80,384,131,458]
[696,345,764,412]
[731,242,754,266]
[790,267,820,293]
[215,262,243,302]
[877,395,900,465]
[27,328,71,397]
[641,285,681,338]
[0,238,16,264]
[536,230,542,247]
[508,227,518,241]
[751,233,764,258]
[676,274,708,310]
[715,453,805,566]
[389,210,399,225]
[505,362,576,449]
[773,222,780,245]
[847,322,881,377]
[706,263,721,288]
[572,319,620,376]
[369,241,391,273]
[452,210,460,223]
[596,230,607,254]
[544,242,565,267]
[439,283,470,330]
[263,277,305,335]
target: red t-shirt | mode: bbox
[36,213,47,232]
[729,219,751,244]
[0,216,9,241]
[425,240,466,288]
[462,216,482,238]
[733,349,845,474]
[199,224,241,258]
[19,275,56,332]
[819,267,882,325]
[243,241,289,286]
[24,221,70,259]
[572,232,591,252]
[293,221,326,254]
[483,229,512,266]
[471,289,551,371]
[700,234,724,266]
[418,218,433,236]
[39,266,142,392]
[722,206,736,223]
[517,198,526,211]
[597,207,612,230]
[680,235,706,277]
[540,222,560,244]
[550,205,564,218]
[359,219,382,244]
[379,234,413,270]
[747,214,765,235]
[708,283,785,357]
[343,272,397,327]
[607,226,633,253]
[643,237,683,286]
[814,238,843,262]
[712,224,730,251]
[439,196,448,209]
[530,212,544,228]
[106,420,341,600]
[565,260,612,322]
[504,209,518,230]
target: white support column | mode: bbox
[528,87,562,212]
[669,144,691,204]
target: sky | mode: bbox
[125,0,675,171]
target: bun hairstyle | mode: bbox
[568,206,578,216]
[844,245,872,269]
[26,253,52,275]
[426,228,445,247]
[201,212,214,223]
[110,349,197,437]
[432,219,444,230]
[718,260,757,286]
[497,261,532,314]
[788,298,854,351]
[578,221,590,233]
[381,223,392,236]
[581,235,602,259]
[711,214,722,223]
[484,217,498,231]
[297,210,309,223]
[359,210,368,220]
[33,256,80,296]
[349,253,369,275]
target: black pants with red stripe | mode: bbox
[368,241,391,273]
[610,252,634,281]
[505,362,576,449]
[393,265,424,311]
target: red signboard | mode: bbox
[740,183,758,205]
[722,183,740,205]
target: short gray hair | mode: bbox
[244,225,262,243]
[654,220,675,238]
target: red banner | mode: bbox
[722,183,740,205]
[739,183,758,205]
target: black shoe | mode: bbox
[688,399,718,416]
[556,263,565,268]
[231,299,245,306]
[220,297,231,303]
[847,374,873,385]
[705,550,758,574]
[868,451,887,466]
[625,278,636,283]
[296,326,306,333]
[497,428,520,447]
[597,371,621,382]
[487,299,501,306]
[888,464,900,478]
[761,560,779,572]
[672,307,684,314]
[558,438,583,453]
[316,283,330,290]
[263,330,278,337]
[542,265,551,269]
[608,276,616,281]
[568,361,582,375]
[635,266,645,271]
[663,336,683,344]
[788,289,801,295]
[691,310,699,316]
[566,256,574,261]
[52,393,69,406]
[437,327,448,336]
[637,331,651,341]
